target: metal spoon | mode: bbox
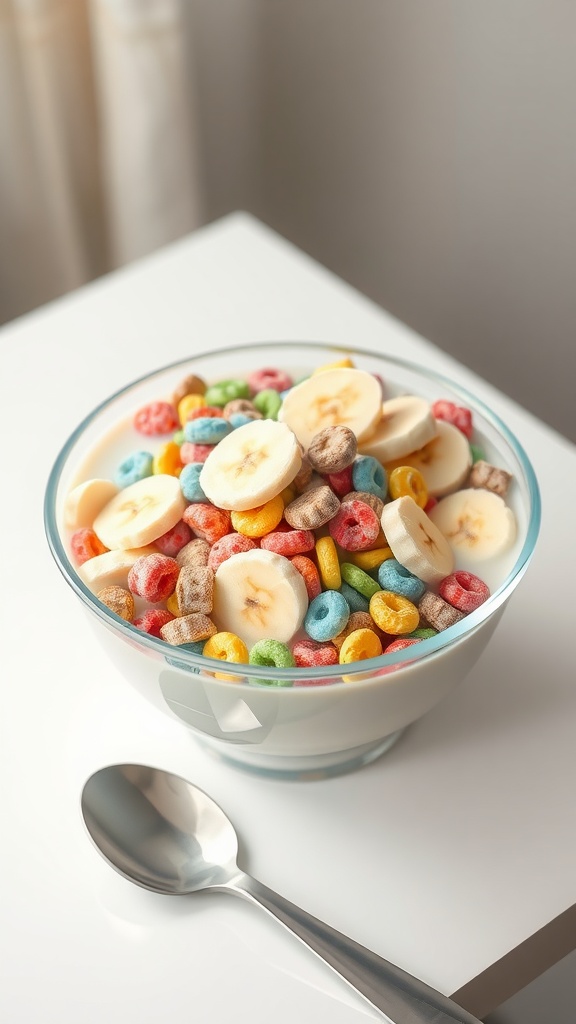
[81,763,481,1024]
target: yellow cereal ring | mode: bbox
[339,627,383,665]
[281,485,296,505]
[153,441,182,477]
[315,535,341,589]
[203,631,249,682]
[231,494,284,537]
[347,546,394,572]
[312,357,355,373]
[178,392,206,425]
[388,466,428,509]
[369,590,419,635]
[166,591,181,616]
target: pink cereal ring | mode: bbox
[207,533,258,571]
[432,400,473,440]
[183,503,231,545]
[384,637,422,654]
[328,499,380,551]
[154,520,192,557]
[439,571,490,613]
[260,528,315,556]
[128,553,180,604]
[180,442,215,465]
[133,608,175,638]
[291,555,322,600]
[134,401,179,436]
[70,528,108,565]
[292,639,339,667]
[186,405,225,421]
[324,464,354,498]
[247,367,293,393]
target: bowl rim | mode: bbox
[44,340,541,685]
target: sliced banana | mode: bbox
[358,395,438,463]
[213,549,308,647]
[381,496,454,585]
[64,478,119,530]
[385,420,472,497]
[78,546,157,592]
[278,368,382,450]
[428,488,516,562]
[93,474,186,550]
[199,419,301,512]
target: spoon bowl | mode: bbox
[81,763,482,1024]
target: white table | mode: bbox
[1,212,574,1023]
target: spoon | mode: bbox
[81,763,481,1024]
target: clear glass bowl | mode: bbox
[44,341,541,779]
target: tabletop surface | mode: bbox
[1,212,574,1023]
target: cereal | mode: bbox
[307,425,357,475]
[176,537,210,568]
[369,591,420,635]
[247,367,293,393]
[284,485,340,530]
[97,585,134,621]
[341,490,385,519]
[331,611,378,650]
[204,378,250,406]
[183,503,231,544]
[176,565,215,615]
[160,613,217,645]
[339,628,383,665]
[290,555,322,600]
[328,499,380,551]
[304,590,350,641]
[172,373,206,408]
[134,608,175,637]
[439,571,490,613]
[340,563,381,600]
[315,535,341,590]
[207,533,257,571]
[324,464,354,498]
[177,393,206,426]
[291,457,314,493]
[384,637,422,654]
[134,401,178,436]
[155,520,192,557]
[351,455,387,500]
[152,441,182,477]
[180,442,214,464]
[292,638,339,667]
[347,546,393,572]
[260,527,315,556]
[418,591,466,631]
[128,553,180,604]
[469,460,512,497]
[253,388,282,420]
[184,416,232,445]
[377,559,426,604]
[203,631,249,665]
[432,399,473,440]
[339,581,370,613]
[388,466,428,508]
[231,495,284,537]
[70,528,108,565]
[223,398,262,419]
[114,451,153,489]
[179,463,208,503]
[249,639,295,686]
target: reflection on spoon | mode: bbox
[81,764,481,1024]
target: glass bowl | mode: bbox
[44,341,541,779]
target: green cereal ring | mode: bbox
[249,639,295,686]
[470,443,485,464]
[408,627,438,639]
[173,429,185,446]
[204,379,250,406]
[253,388,282,420]
[340,563,381,599]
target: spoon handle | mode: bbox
[226,872,481,1024]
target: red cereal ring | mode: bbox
[291,555,322,600]
[180,442,215,465]
[384,637,422,653]
[431,400,473,440]
[183,503,232,545]
[134,401,179,436]
[323,464,354,498]
[133,608,175,638]
[292,639,339,667]
[207,533,258,571]
[70,528,108,565]
[424,495,438,514]
[128,553,180,604]
[260,528,315,556]
[439,571,490,613]
[154,520,192,557]
[247,367,293,393]
[185,405,225,421]
[328,499,380,551]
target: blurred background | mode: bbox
[1,2,574,1019]
[1,0,574,443]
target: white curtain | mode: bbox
[0,0,203,324]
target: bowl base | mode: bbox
[195,729,406,781]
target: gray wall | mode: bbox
[191,0,576,443]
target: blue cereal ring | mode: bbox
[304,590,350,641]
[377,559,426,602]
[114,450,153,488]
[184,416,232,445]
[179,463,208,503]
[227,412,253,429]
[338,581,370,613]
[352,455,387,499]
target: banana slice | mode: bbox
[385,420,472,497]
[213,549,308,647]
[358,395,438,463]
[278,368,382,450]
[381,496,454,585]
[200,419,301,511]
[64,478,119,530]
[428,488,516,562]
[78,546,157,592]
[93,474,186,550]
